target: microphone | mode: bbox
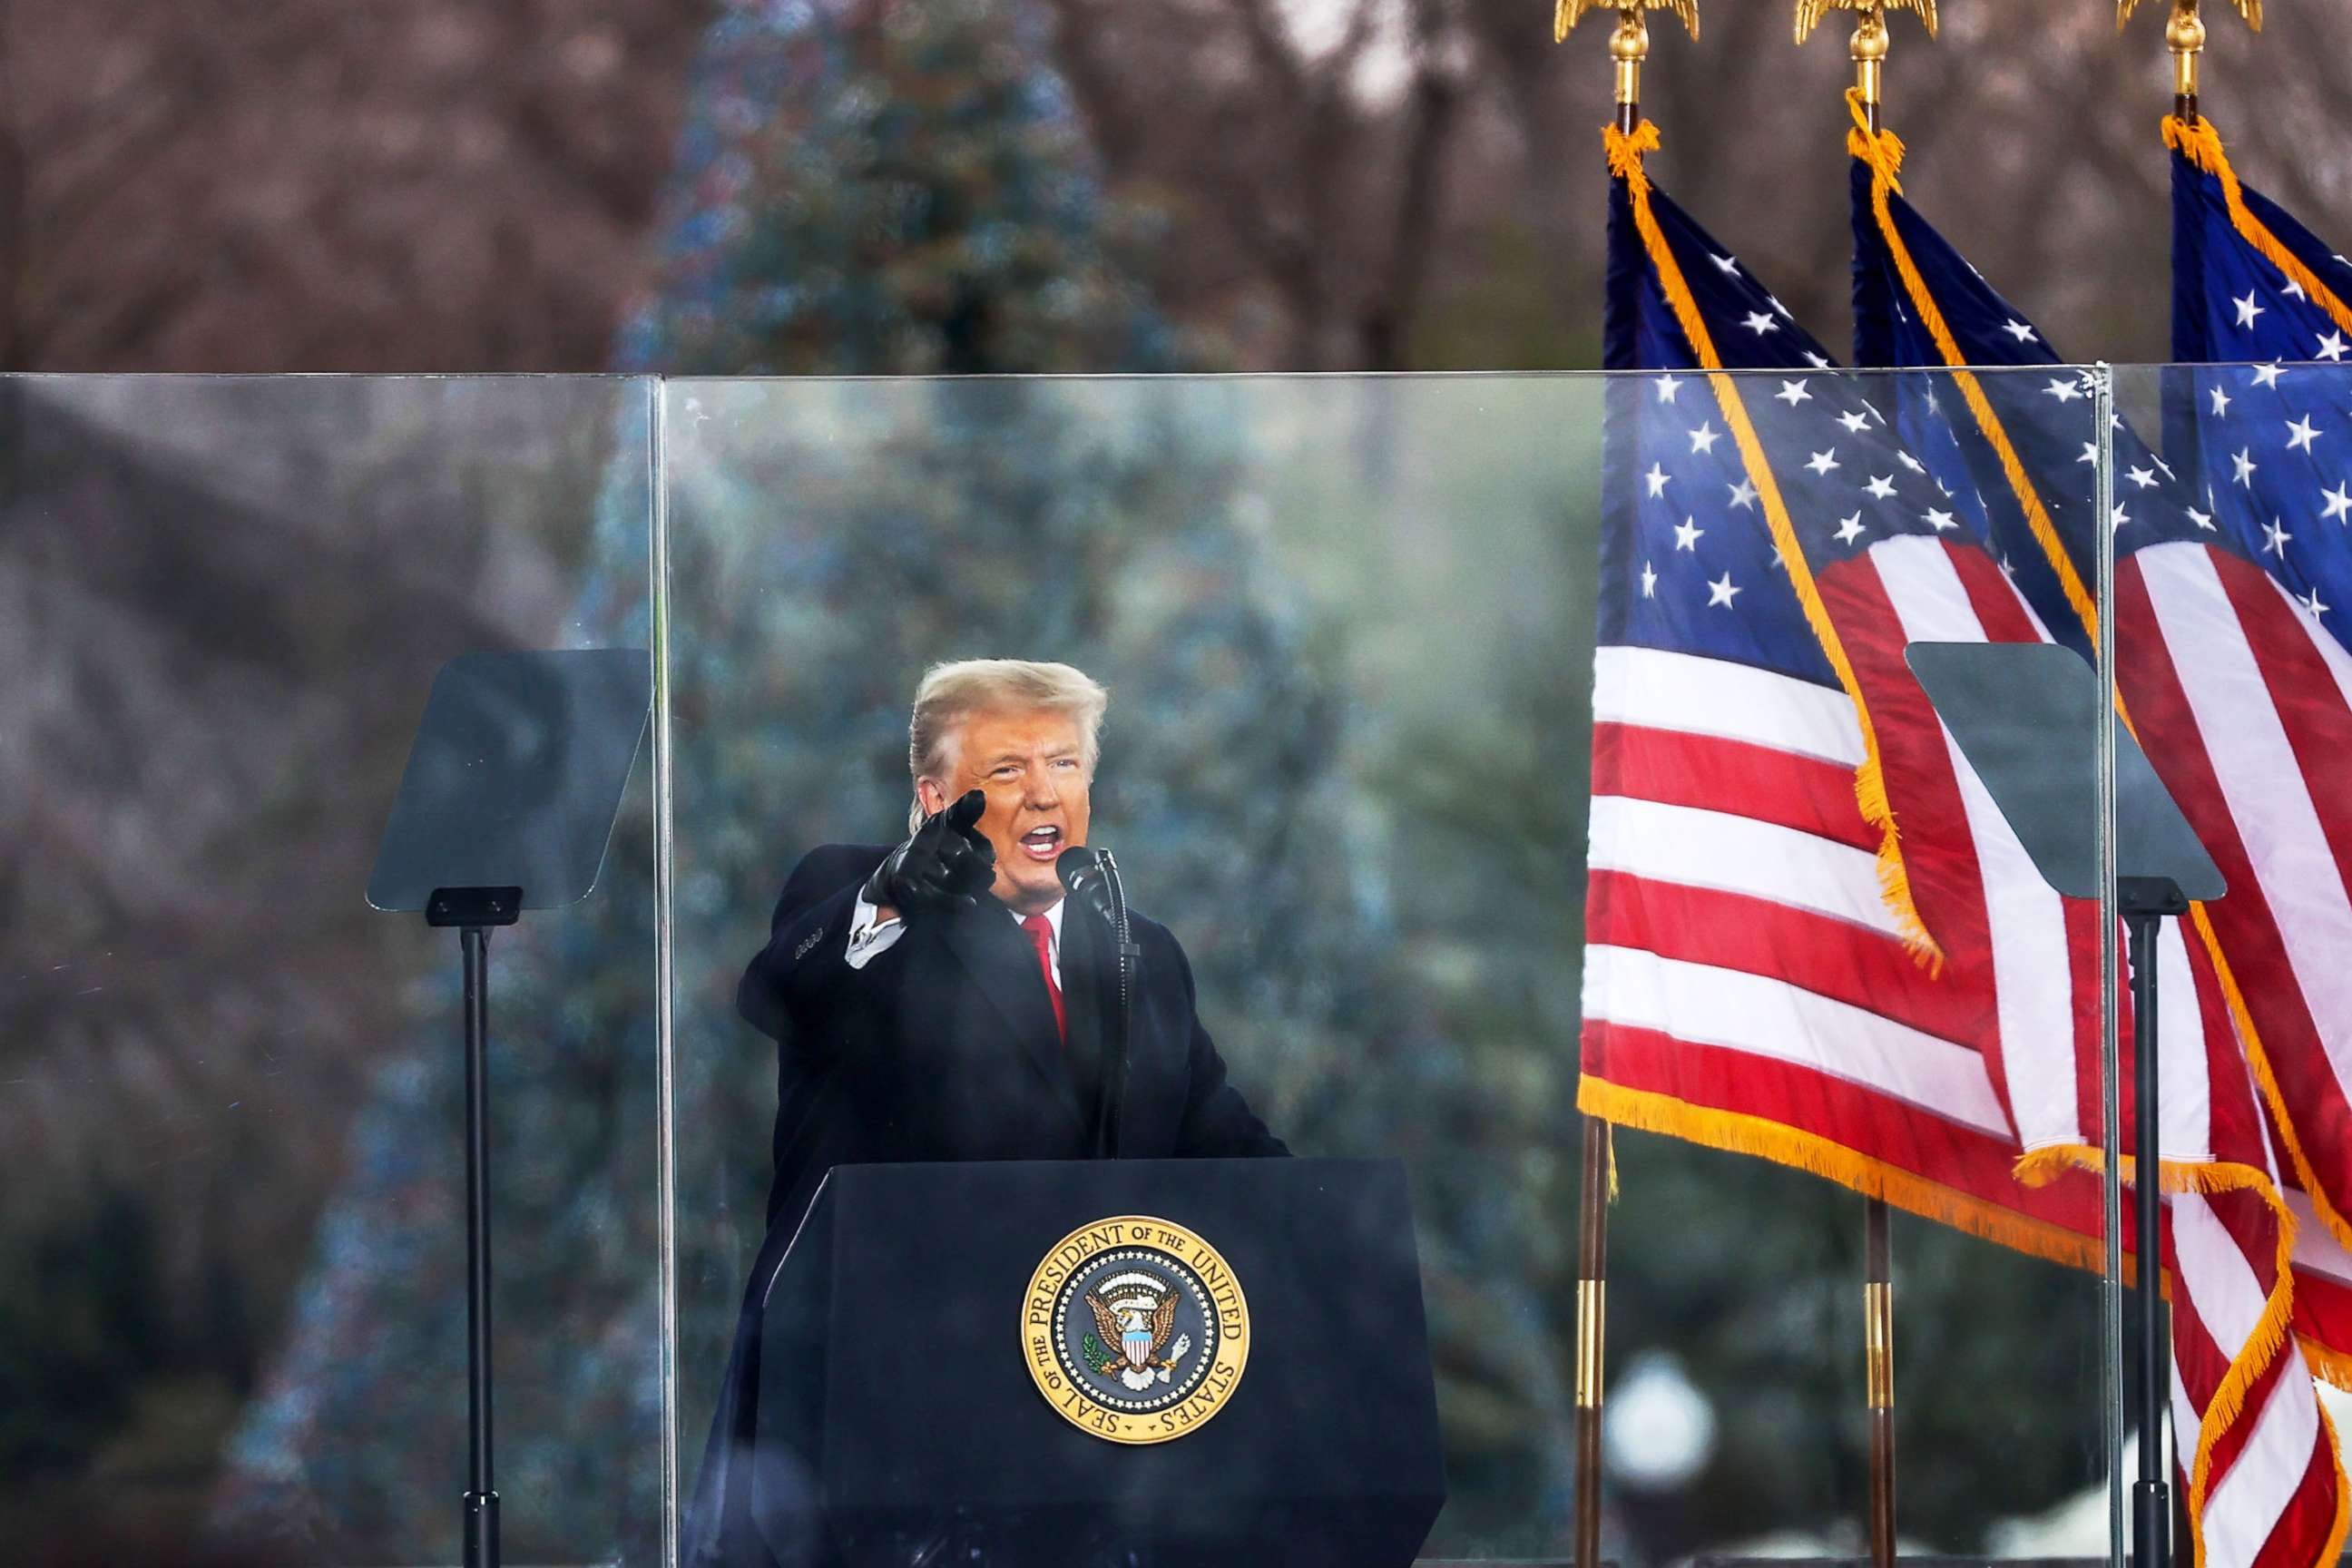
[1055,846,1119,925]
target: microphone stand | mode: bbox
[427,885,522,1568]
[1063,849,1141,1157]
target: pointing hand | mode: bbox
[863,789,996,918]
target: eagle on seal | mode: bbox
[1083,1285,1191,1390]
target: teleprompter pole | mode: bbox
[370,651,648,1568]
[462,923,501,1568]
[2122,877,2189,1568]
[1866,1198,1896,1568]
[1901,637,2226,1568]
[431,885,521,1568]
[1575,1115,1612,1568]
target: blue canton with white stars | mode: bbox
[1849,149,2348,639]
[1604,174,2003,688]
[2175,148,2352,635]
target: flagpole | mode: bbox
[2166,1,2204,126]
[1793,12,1940,1563]
[2112,20,2256,1568]
[1850,7,1888,134]
[1552,13,1697,1565]
[1575,1114,1612,1568]
[1866,1197,1896,1568]
[1611,20,1642,136]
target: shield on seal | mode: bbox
[1122,1323,1153,1367]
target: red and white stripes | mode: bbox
[2126,543,2352,1258]
[1583,524,2347,1566]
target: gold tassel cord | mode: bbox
[1605,117,1943,968]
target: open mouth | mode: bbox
[1017,825,1063,862]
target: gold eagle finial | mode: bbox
[2116,0,2261,32]
[2118,1,2259,111]
[1556,1,1698,128]
[1794,0,1937,45]
[1555,0,1700,47]
[1796,0,1936,125]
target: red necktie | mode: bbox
[1020,912,1066,1044]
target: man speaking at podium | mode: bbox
[688,658,1288,1567]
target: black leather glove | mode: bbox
[863,789,995,918]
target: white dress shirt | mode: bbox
[847,889,1063,985]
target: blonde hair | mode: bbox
[906,659,1110,830]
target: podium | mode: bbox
[750,1158,1446,1568]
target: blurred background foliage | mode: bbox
[0,0,2215,1560]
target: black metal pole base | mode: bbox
[2135,1478,2170,1568]
[465,1489,500,1568]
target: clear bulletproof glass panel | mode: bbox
[2109,361,2352,1541]
[0,377,664,1563]
[661,369,2121,1565]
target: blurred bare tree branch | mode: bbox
[1044,0,2352,370]
[0,0,2342,373]
[0,1,711,371]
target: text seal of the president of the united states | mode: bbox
[1021,1214,1250,1445]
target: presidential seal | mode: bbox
[1021,1215,1250,1445]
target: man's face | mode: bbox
[917,707,1093,916]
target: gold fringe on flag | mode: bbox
[2185,897,2352,1298]
[2310,1334,2352,1392]
[1605,116,1942,969]
[2165,114,2352,339]
[2015,1137,2306,1562]
[1577,1077,2107,1271]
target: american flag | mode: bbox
[1581,122,2112,1273]
[2171,113,2352,1308]
[1847,105,2348,1568]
